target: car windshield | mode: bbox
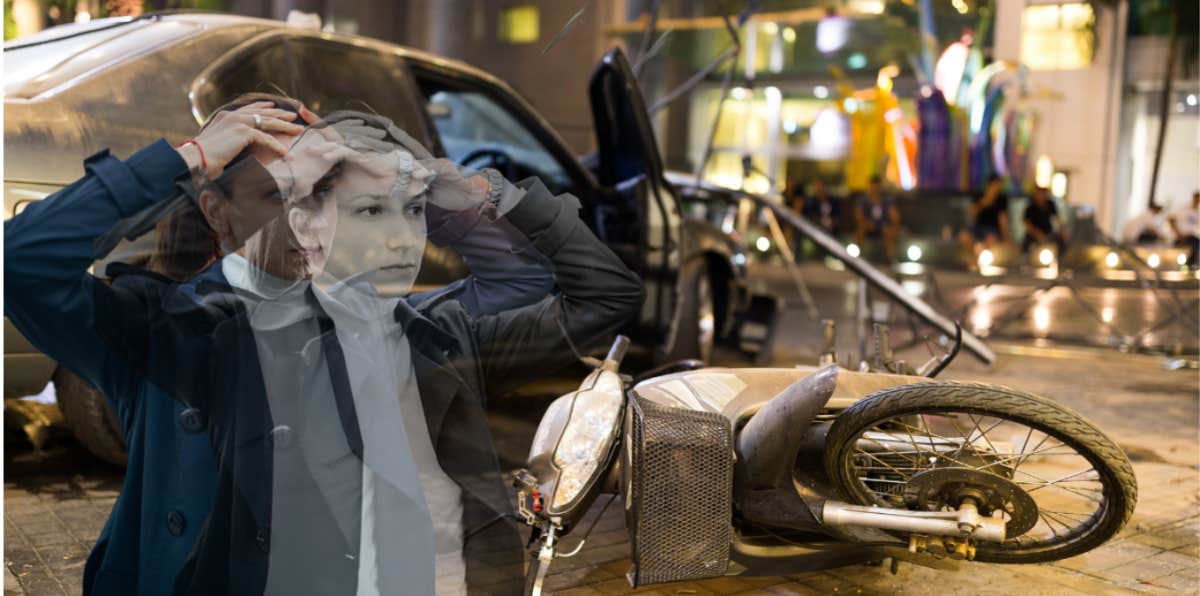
[3,18,200,99]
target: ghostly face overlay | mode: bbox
[234,129,340,278]
[322,150,430,295]
[198,131,312,279]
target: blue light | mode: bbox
[847,52,868,69]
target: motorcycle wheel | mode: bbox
[824,381,1137,564]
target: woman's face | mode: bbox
[322,151,428,295]
[217,132,339,281]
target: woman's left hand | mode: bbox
[423,159,490,213]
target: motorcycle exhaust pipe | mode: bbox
[822,501,1006,543]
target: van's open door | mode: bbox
[589,47,681,340]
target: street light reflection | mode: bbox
[1034,304,1051,334]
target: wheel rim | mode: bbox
[696,275,715,362]
[843,409,1113,554]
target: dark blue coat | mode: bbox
[3,140,559,596]
[5,140,640,595]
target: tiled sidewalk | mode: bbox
[5,343,1198,594]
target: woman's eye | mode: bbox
[405,201,425,217]
[357,206,384,217]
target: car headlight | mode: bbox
[550,372,624,509]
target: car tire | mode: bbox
[53,367,127,466]
[662,259,716,364]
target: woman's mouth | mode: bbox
[292,245,323,260]
[380,263,415,271]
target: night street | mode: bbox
[6,263,1197,595]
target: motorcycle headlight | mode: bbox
[550,371,624,510]
[525,367,625,523]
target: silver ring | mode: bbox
[253,114,263,129]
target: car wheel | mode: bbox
[663,260,716,363]
[53,368,127,466]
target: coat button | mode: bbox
[269,425,293,449]
[256,527,270,553]
[165,510,186,537]
[178,408,204,433]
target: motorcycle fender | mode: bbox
[736,364,839,491]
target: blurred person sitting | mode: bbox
[853,175,900,262]
[1168,191,1199,266]
[802,178,842,235]
[1121,204,1167,246]
[958,174,1011,266]
[1021,186,1068,257]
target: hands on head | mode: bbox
[181,101,500,288]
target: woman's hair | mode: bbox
[150,93,305,280]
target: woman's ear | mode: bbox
[197,189,232,246]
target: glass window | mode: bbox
[1021,3,1095,71]
[286,38,425,135]
[418,85,571,190]
[498,6,539,44]
[190,35,296,118]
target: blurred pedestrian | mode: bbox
[1022,186,1068,257]
[959,174,1011,265]
[1122,204,1167,246]
[853,175,899,262]
[1168,191,1199,266]
[802,178,842,235]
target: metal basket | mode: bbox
[622,394,734,587]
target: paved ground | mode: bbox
[5,263,1198,594]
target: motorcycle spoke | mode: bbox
[964,413,1001,455]
[854,449,913,480]
[1022,468,1100,493]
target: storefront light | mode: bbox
[1038,248,1055,266]
[1035,155,1053,188]
[907,245,922,262]
[847,52,868,69]
[731,87,750,101]
[1147,253,1160,268]
[755,236,771,252]
[978,249,994,267]
[782,27,796,43]
[846,243,861,258]
[1188,94,1198,107]
[814,85,830,99]
[1050,172,1068,198]
[1104,251,1119,268]
[1177,253,1189,266]
[761,22,778,35]
[816,14,850,54]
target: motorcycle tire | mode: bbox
[53,367,127,466]
[662,259,715,364]
[824,381,1136,564]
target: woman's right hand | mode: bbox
[176,101,305,179]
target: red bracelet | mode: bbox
[179,139,207,174]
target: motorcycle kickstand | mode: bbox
[528,525,557,596]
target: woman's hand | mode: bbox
[423,159,490,212]
[176,101,305,179]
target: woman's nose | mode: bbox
[385,221,424,251]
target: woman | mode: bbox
[6,105,640,595]
[4,96,554,595]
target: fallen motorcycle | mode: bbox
[515,334,1137,593]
